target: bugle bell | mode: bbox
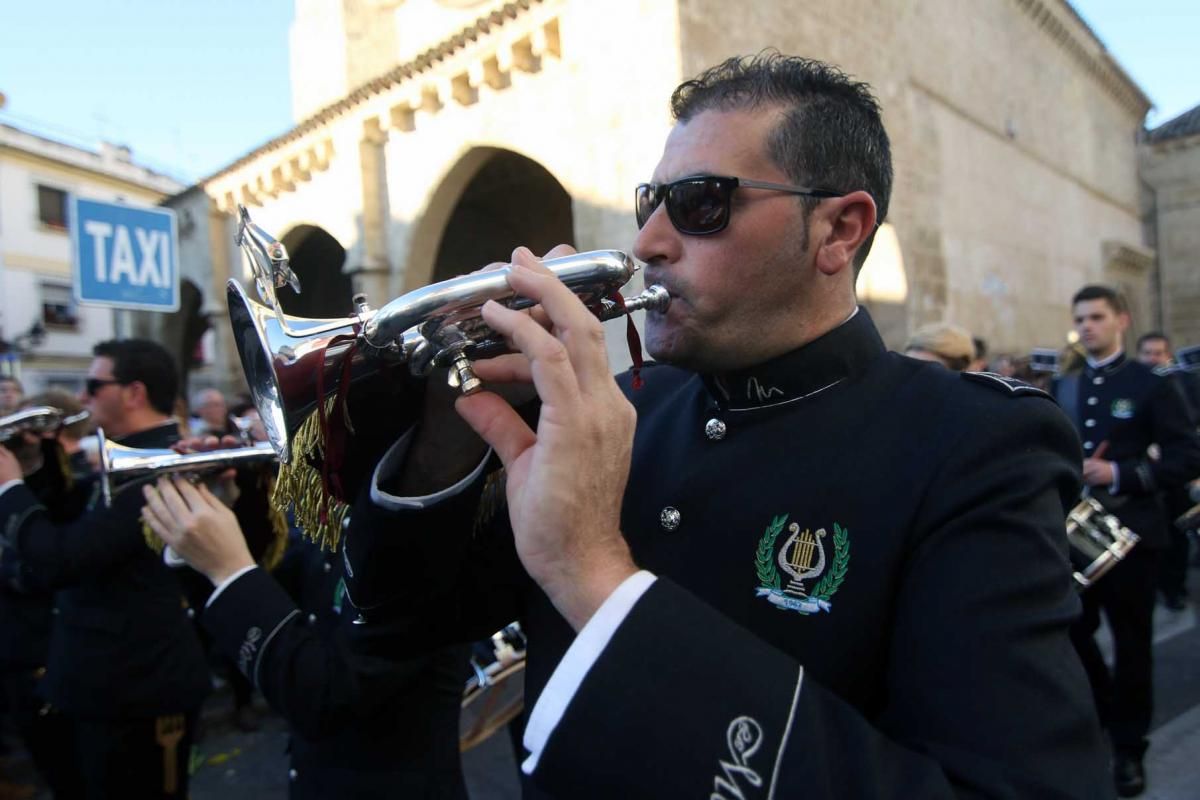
[0,406,90,444]
[228,205,669,464]
[96,429,277,507]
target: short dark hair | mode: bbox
[671,51,893,267]
[0,375,23,390]
[1137,331,1170,351]
[1071,285,1128,315]
[92,339,178,415]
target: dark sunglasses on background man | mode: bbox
[635,175,844,235]
[86,378,126,396]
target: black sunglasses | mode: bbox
[85,378,125,396]
[635,175,844,235]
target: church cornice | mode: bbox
[1015,0,1151,118]
[202,0,554,200]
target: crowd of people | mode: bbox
[1,52,1199,800]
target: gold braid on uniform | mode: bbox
[270,399,351,552]
[259,474,290,571]
[472,468,507,536]
[142,519,165,555]
[53,442,74,493]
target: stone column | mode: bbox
[353,119,393,304]
[206,204,244,393]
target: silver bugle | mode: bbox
[97,430,276,507]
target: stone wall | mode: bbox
[1142,134,1200,348]
[207,0,1152,381]
[676,0,1149,352]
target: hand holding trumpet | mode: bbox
[454,249,640,631]
[142,476,254,585]
[142,434,253,584]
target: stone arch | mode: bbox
[278,225,353,318]
[406,147,574,289]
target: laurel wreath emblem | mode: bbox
[811,523,850,600]
[754,518,850,602]
[755,515,788,590]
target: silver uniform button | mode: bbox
[1093,376,1105,385]
[660,507,681,531]
[307,613,318,625]
[705,418,727,441]
[1084,441,1095,450]
[289,768,298,781]
[322,561,332,573]
[1087,397,1098,406]
[1085,419,1096,428]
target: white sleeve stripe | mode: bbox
[521,570,658,775]
[767,666,804,800]
[252,609,301,689]
[368,428,493,510]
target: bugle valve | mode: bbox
[229,205,670,464]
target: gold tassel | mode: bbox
[142,518,165,554]
[270,399,350,552]
[259,474,289,571]
[54,442,74,492]
[472,468,507,536]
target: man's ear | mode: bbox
[815,190,877,277]
[1117,311,1132,335]
[125,380,149,411]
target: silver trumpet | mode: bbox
[229,205,670,463]
[0,406,90,443]
[96,430,276,507]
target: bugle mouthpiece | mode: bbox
[597,285,670,321]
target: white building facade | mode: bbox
[0,124,182,393]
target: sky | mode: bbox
[0,1,1196,185]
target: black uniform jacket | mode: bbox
[1053,355,1200,548]
[0,445,91,672]
[202,554,467,799]
[1162,365,1200,425]
[0,422,210,718]
[345,308,1109,799]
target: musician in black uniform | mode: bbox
[0,340,210,799]
[0,402,90,798]
[139,473,468,799]
[1053,289,1200,796]
[337,54,1110,798]
[1136,331,1200,611]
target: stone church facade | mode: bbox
[155,0,1153,394]
[1141,104,1200,351]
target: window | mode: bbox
[41,283,78,329]
[37,185,69,230]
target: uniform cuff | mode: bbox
[206,565,259,607]
[522,570,657,774]
[202,566,300,688]
[369,428,492,511]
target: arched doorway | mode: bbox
[432,150,574,282]
[278,225,352,318]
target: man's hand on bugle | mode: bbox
[142,476,254,585]
[455,248,639,632]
